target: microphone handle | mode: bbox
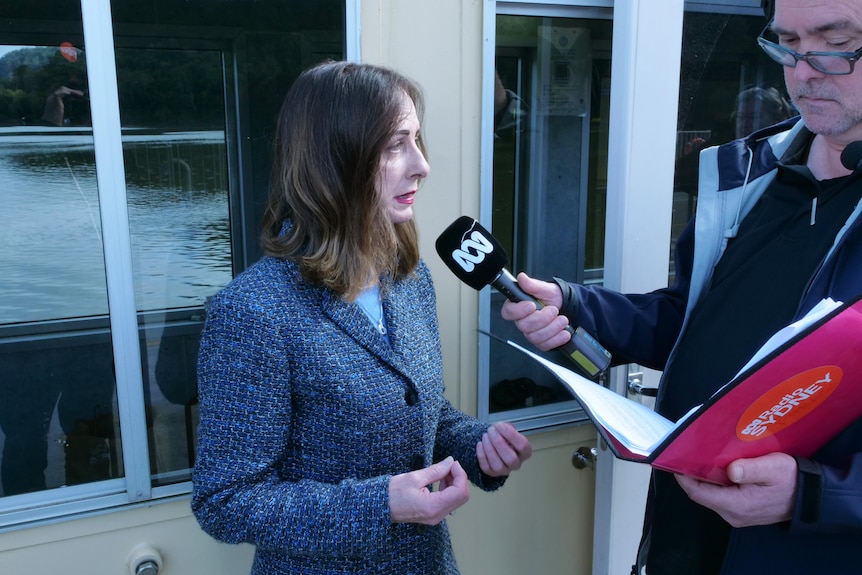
[492,269,610,379]
[493,268,544,306]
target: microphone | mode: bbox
[435,216,611,379]
[840,141,862,172]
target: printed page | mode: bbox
[505,341,676,456]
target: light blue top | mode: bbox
[356,284,390,343]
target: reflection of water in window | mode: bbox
[0,128,232,324]
[124,131,232,313]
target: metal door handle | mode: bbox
[627,371,657,397]
[572,446,597,470]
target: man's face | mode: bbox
[775,0,862,142]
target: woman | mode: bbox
[192,60,532,575]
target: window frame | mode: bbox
[479,1,614,431]
[0,0,357,531]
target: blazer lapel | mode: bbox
[381,281,436,384]
[321,289,394,363]
[320,283,427,387]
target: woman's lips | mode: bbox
[396,191,416,204]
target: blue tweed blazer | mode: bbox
[192,255,504,574]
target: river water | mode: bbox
[0,127,232,325]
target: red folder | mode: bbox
[501,296,862,485]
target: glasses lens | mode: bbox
[758,38,855,75]
[759,40,796,66]
[807,55,853,74]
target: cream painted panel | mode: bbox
[361,0,484,415]
[449,426,598,575]
[594,1,682,573]
[0,500,253,574]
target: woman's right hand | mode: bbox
[388,456,469,525]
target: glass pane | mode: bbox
[108,0,345,488]
[672,7,794,277]
[0,37,123,495]
[488,15,612,421]
[0,0,345,504]
[114,46,231,487]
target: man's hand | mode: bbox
[676,452,798,527]
[476,422,533,477]
[499,273,571,351]
[389,456,470,525]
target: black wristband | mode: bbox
[794,456,822,524]
[552,276,579,319]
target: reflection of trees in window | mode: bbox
[115,49,225,129]
[0,46,231,129]
[0,47,89,126]
[0,48,229,130]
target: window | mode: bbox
[672,1,791,273]
[0,0,346,528]
[480,5,613,429]
[481,0,782,430]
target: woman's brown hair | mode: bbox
[261,60,426,301]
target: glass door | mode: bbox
[482,6,614,430]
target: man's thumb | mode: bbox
[726,460,746,483]
[727,453,788,484]
[516,272,538,292]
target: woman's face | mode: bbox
[378,93,430,224]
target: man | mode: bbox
[501,0,862,573]
[41,85,85,127]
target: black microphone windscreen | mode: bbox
[840,141,862,172]
[435,216,510,290]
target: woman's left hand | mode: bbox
[476,422,532,477]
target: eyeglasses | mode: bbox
[757,25,862,76]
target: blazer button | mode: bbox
[404,388,418,406]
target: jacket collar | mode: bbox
[320,275,426,385]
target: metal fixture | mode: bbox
[128,543,162,575]
[572,445,597,470]
[627,370,657,397]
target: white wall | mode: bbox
[361,2,601,574]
